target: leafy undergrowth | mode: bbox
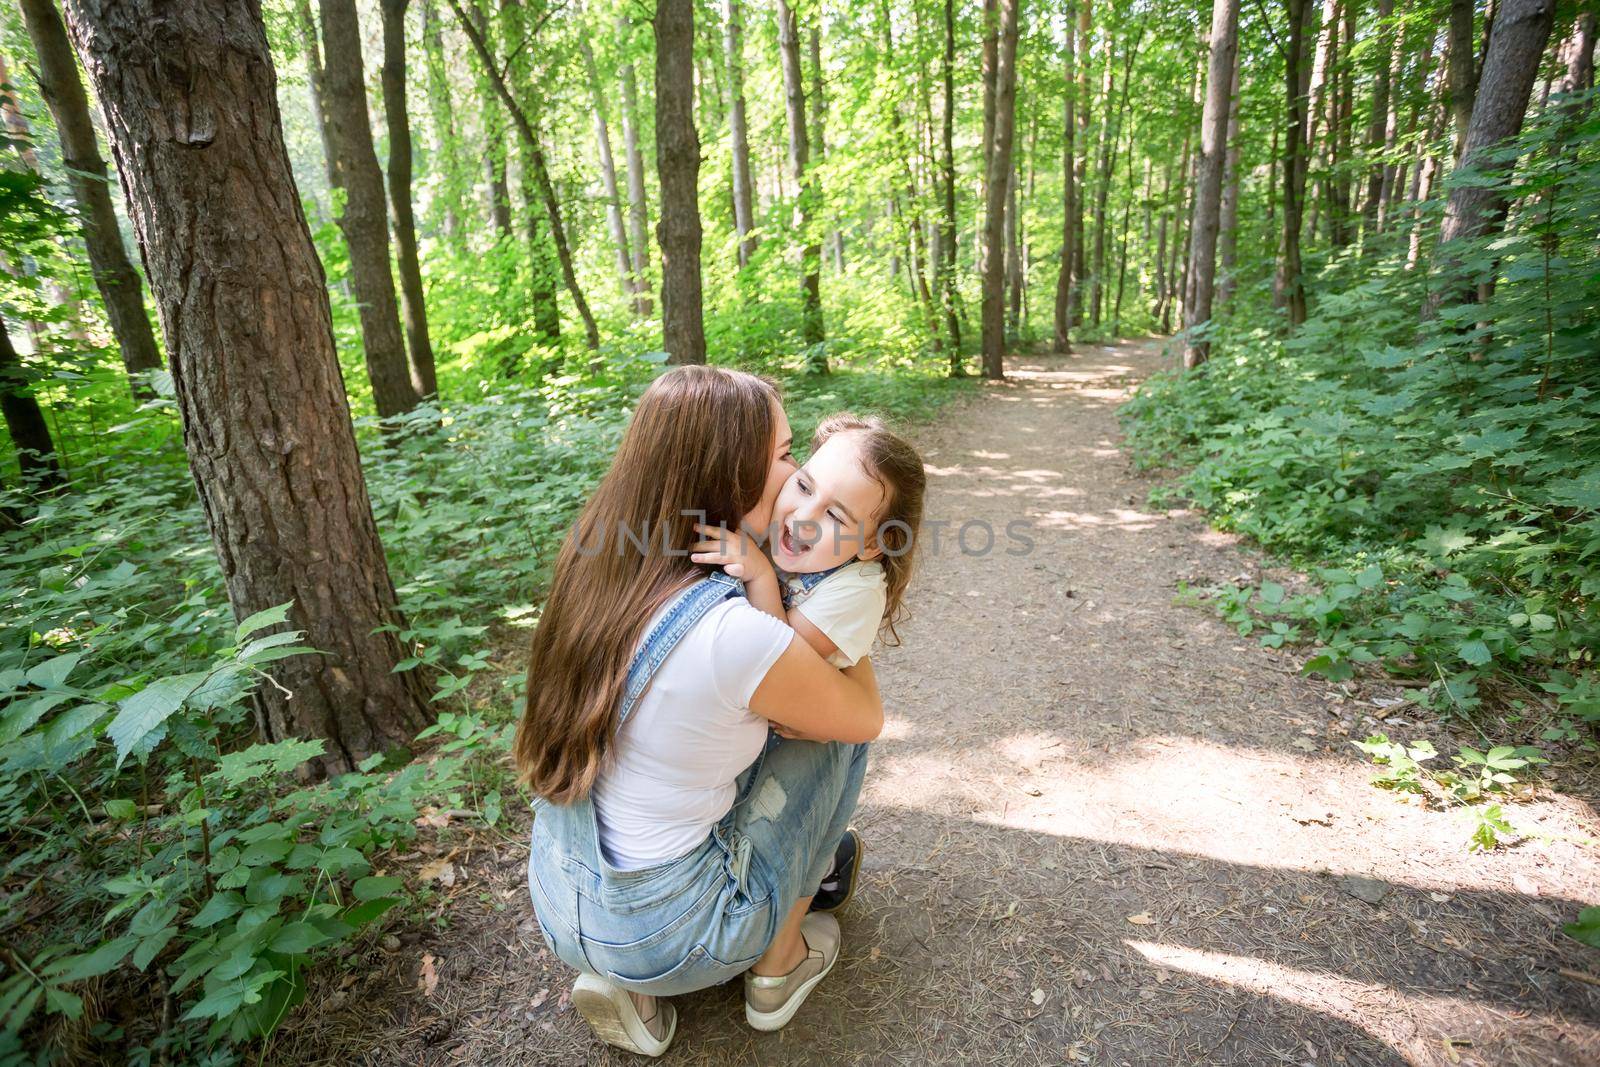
[0,354,971,1064]
[1122,98,1600,760]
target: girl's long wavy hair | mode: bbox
[515,366,779,803]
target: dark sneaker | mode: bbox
[809,828,863,913]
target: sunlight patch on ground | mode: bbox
[1123,940,1593,1063]
[1034,507,1163,531]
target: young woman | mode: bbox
[518,366,883,1057]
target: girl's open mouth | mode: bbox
[780,524,805,560]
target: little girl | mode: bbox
[692,413,926,910]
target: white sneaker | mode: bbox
[571,973,676,1057]
[743,912,841,1031]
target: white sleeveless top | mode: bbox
[589,598,793,869]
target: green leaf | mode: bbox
[107,672,209,766]
[236,602,294,643]
[1258,581,1285,606]
[267,922,332,955]
[43,987,83,1020]
[342,897,402,927]
[353,875,403,901]
[1457,640,1492,666]
[133,927,179,972]
[1565,907,1600,949]
[1355,564,1384,590]
[25,652,81,690]
[191,891,245,929]
[214,739,326,786]
[42,936,138,982]
[104,798,138,821]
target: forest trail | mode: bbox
[283,340,1600,1066]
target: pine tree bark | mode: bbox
[451,0,601,350]
[1182,0,1240,368]
[318,0,420,417]
[618,20,654,316]
[1052,0,1077,354]
[61,0,430,767]
[724,0,758,267]
[1424,0,1555,320]
[653,0,708,363]
[379,0,437,399]
[979,0,1019,380]
[19,0,163,397]
[0,310,64,493]
[579,33,637,306]
[777,0,825,358]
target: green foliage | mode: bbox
[1124,94,1600,739]
[1351,732,1547,851]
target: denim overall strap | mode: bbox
[617,569,745,728]
[781,561,851,608]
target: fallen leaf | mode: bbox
[417,953,439,997]
[529,987,549,1010]
[1126,912,1155,926]
[1290,736,1316,752]
[869,946,881,962]
[1430,892,1452,903]
[1030,988,1046,1006]
[420,858,456,887]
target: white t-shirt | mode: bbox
[590,597,793,870]
[782,560,887,668]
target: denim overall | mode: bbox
[526,570,870,997]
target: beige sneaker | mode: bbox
[571,973,676,1057]
[743,912,841,1031]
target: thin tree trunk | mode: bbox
[422,0,465,237]
[319,0,420,417]
[450,0,601,350]
[380,0,437,399]
[1424,0,1556,320]
[1152,160,1172,321]
[62,0,430,768]
[1110,135,1137,334]
[1448,0,1479,161]
[777,0,825,357]
[580,33,637,306]
[1006,158,1022,339]
[294,0,340,194]
[724,0,758,266]
[1281,0,1312,327]
[1053,1,1078,354]
[940,0,961,366]
[980,0,1020,379]
[19,0,163,396]
[1088,37,1116,327]
[651,0,707,363]
[1217,45,1243,309]
[810,25,840,277]
[1362,0,1397,239]
[618,19,654,315]
[1070,1,1092,328]
[0,311,64,492]
[1408,39,1450,268]
[1182,0,1240,368]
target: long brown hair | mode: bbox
[515,366,779,802]
[811,413,925,645]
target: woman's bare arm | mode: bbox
[748,638,882,743]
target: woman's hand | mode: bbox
[690,522,774,583]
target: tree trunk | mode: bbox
[62,0,430,768]
[940,0,961,367]
[1281,0,1311,327]
[1448,0,1479,161]
[1088,38,1116,327]
[1182,0,1240,368]
[1407,39,1451,269]
[450,0,601,350]
[421,0,465,237]
[1053,0,1077,354]
[777,0,825,358]
[1006,157,1022,340]
[1424,0,1555,320]
[980,0,1019,380]
[379,0,437,399]
[1217,43,1243,308]
[19,0,164,397]
[0,311,64,493]
[618,20,654,316]
[1361,0,1396,239]
[724,0,758,267]
[476,0,513,238]
[652,0,708,363]
[580,33,637,306]
[1070,1,1092,328]
[293,0,341,195]
[319,0,420,417]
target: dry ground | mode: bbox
[274,340,1600,1066]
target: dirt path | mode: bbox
[282,341,1600,1066]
